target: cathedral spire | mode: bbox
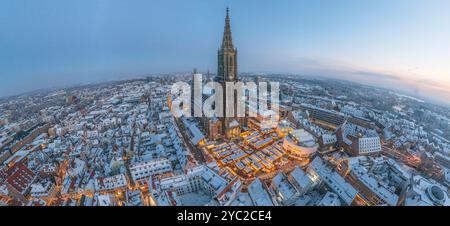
[221,7,234,49]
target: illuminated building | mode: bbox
[275,120,293,137]
[206,117,222,141]
[247,110,279,132]
[283,129,318,161]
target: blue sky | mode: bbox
[1,0,450,104]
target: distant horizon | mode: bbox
[3,70,449,109]
[1,0,449,105]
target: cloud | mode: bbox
[267,57,450,105]
[351,71,403,81]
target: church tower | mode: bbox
[217,7,238,84]
[216,8,241,139]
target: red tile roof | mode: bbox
[5,163,36,194]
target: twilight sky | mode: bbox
[1,0,450,104]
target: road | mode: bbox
[382,145,420,168]
[174,117,206,164]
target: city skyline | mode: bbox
[1,0,450,104]
[1,3,450,209]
